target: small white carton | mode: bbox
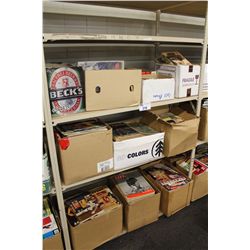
[142,75,175,104]
[113,132,165,170]
[156,64,200,98]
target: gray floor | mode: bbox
[97,196,208,250]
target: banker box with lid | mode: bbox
[156,51,200,98]
[46,64,84,116]
[55,119,113,185]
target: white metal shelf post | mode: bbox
[188,8,208,179]
[42,52,72,250]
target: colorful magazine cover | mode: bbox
[146,163,188,191]
[113,170,155,202]
[65,186,120,227]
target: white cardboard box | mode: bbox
[113,132,165,170]
[142,77,175,104]
[156,64,200,98]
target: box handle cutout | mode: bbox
[95,86,101,93]
[188,65,193,72]
[129,85,134,92]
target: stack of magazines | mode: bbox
[112,170,155,203]
[65,186,120,227]
[56,119,108,137]
[109,121,157,141]
[146,163,188,191]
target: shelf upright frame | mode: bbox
[188,8,208,179]
[42,51,72,250]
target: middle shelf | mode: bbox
[52,95,199,125]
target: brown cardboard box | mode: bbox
[43,232,64,250]
[69,204,123,250]
[175,163,208,202]
[141,107,200,157]
[85,69,141,111]
[191,171,208,201]
[110,171,161,232]
[198,107,208,141]
[56,125,113,185]
[140,160,193,217]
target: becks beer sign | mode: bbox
[46,67,84,115]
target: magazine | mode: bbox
[43,213,60,239]
[113,170,155,202]
[56,119,108,137]
[109,122,140,140]
[146,163,188,191]
[65,186,120,227]
[160,112,184,124]
[193,159,208,175]
[128,122,158,135]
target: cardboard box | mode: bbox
[141,107,200,157]
[56,124,113,185]
[141,74,175,104]
[156,64,200,98]
[175,161,208,202]
[68,200,123,250]
[43,232,64,250]
[140,160,193,217]
[191,171,208,201]
[85,69,141,111]
[110,171,161,232]
[113,131,165,170]
[198,107,208,141]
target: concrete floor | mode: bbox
[97,196,208,250]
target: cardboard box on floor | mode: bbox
[56,124,113,185]
[85,69,141,111]
[198,107,208,141]
[43,232,64,250]
[68,186,123,250]
[140,159,193,217]
[110,170,161,232]
[175,163,208,202]
[141,107,200,157]
[141,73,175,104]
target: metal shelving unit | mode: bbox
[43,2,208,249]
